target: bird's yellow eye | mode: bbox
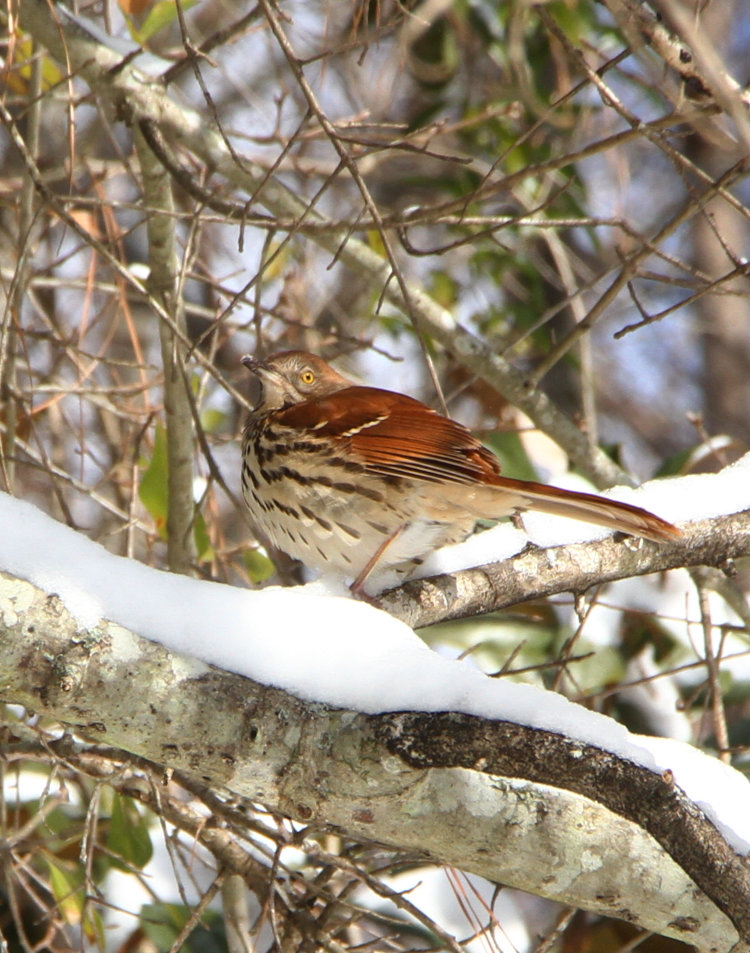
[300,369,315,385]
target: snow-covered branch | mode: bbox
[0,566,748,952]
[382,509,750,627]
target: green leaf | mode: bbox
[570,643,624,693]
[194,510,215,562]
[107,793,154,870]
[429,270,459,309]
[200,408,226,434]
[244,548,276,584]
[141,903,188,952]
[139,423,212,559]
[46,857,84,925]
[422,610,561,682]
[83,906,106,947]
[141,904,225,953]
[139,423,169,539]
[366,229,387,257]
[620,611,681,664]
[655,446,695,477]
[133,0,198,43]
[483,430,538,481]
[13,36,64,90]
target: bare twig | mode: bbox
[135,129,198,574]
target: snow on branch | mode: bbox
[382,508,750,627]
[1,490,750,950]
[0,567,748,952]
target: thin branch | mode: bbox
[10,0,631,489]
[255,0,450,414]
[134,129,198,575]
[0,43,42,494]
[692,568,732,763]
[605,0,750,134]
[529,6,750,383]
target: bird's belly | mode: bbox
[241,450,474,580]
[241,453,393,575]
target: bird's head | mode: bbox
[242,350,351,410]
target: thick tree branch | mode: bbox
[381,509,750,627]
[0,569,748,951]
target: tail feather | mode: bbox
[465,478,682,542]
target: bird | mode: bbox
[240,351,681,594]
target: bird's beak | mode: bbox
[241,355,268,409]
[241,355,260,373]
[242,355,280,384]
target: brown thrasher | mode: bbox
[241,351,681,593]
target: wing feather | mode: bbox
[270,384,681,542]
[273,387,501,485]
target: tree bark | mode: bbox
[1,568,748,952]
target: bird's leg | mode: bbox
[349,525,406,600]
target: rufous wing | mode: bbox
[275,386,681,542]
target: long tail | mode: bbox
[465,477,682,542]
